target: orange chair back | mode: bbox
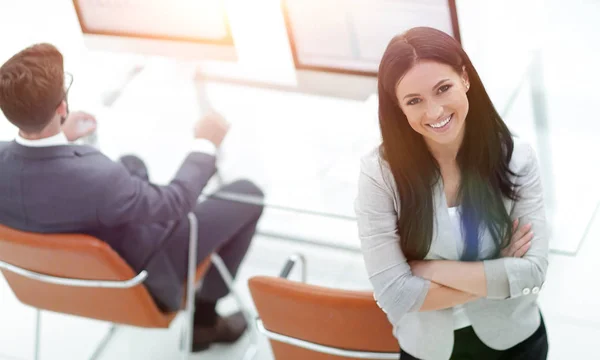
[0,224,208,328]
[248,276,400,360]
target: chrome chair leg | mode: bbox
[183,213,258,359]
[33,310,116,360]
[180,212,199,360]
[211,254,258,360]
[89,324,118,360]
[33,309,41,360]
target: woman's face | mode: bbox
[395,60,470,150]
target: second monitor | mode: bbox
[282,0,461,99]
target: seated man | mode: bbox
[0,43,264,351]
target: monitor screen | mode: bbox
[73,0,234,46]
[282,0,461,76]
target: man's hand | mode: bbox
[194,112,230,147]
[409,260,436,281]
[501,219,533,258]
[62,111,97,142]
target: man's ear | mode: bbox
[57,100,68,125]
[56,100,68,118]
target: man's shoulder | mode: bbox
[70,144,105,158]
[0,142,117,172]
[64,146,123,175]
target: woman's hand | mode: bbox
[501,219,534,258]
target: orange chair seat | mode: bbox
[0,223,211,328]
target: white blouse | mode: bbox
[447,206,495,330]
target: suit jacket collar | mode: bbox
[4,141,98,159]
[15,132,68,147]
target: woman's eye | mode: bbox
[406,98,421,106]
[438,84,452,93]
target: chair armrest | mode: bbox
[0,259,148,288]
[278,253,307,282]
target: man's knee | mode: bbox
[217,179,265,221]
[226,179,264,198]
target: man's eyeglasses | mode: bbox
[57,72,73,111]
[64,72,73,94]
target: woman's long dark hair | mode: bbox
[377,27,519,261]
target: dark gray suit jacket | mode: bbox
[0,141,216,310]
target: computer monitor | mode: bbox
[282,0,462,100]
[72,0,299,104]
[72,0,237,62]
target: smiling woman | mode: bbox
[396,62,469,145]
[354,27,549,360]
